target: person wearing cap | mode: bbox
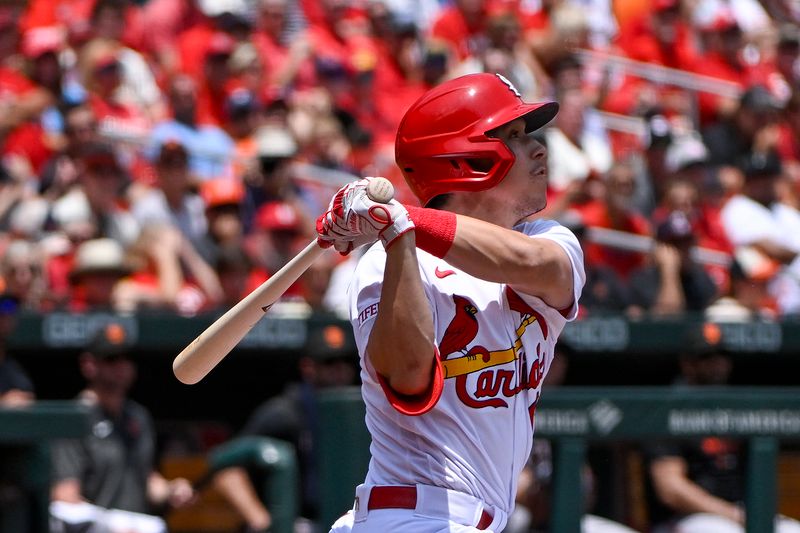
[0,293,34,407]
[67,238,133,312]
[248,201,311,276]
[200,178,248,262]
[22,25,66,105]
[50,322,195,533]
[131,139,209,250]
[252,0,317,95]
[645,323,800,532]
[243,125,318,234]
[628,210,718,316]
[653,178,733,293]
[174,0,251,81]
[212,323,359,533]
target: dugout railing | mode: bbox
[316,387,800,533]
[0,402,92,533]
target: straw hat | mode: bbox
[69,238,131,282]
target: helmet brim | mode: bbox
[491,101,559,134]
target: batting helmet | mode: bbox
[395,73,559,206]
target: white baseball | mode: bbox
[366,177,394,204]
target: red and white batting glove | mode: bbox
[316,180,377,255]
[316,178,414,253]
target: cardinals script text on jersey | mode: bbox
[440,289,547,420]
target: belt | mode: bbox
[367,486,493,530]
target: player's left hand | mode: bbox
[316,180,378,255]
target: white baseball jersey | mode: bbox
[348,219,586,516]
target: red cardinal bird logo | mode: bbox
[439,295,480,358]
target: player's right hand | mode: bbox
[316,180,379,255]
[342,181,414,248]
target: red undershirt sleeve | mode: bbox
[376,348,444,416]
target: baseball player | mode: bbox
[316,73,586,533]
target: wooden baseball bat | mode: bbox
[172,177,395,384]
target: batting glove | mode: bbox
[316,178,415,252]
[342,178,414,248]
[316,180,378,255]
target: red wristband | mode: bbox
[406,205,457,258]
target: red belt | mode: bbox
[367,486,494,530]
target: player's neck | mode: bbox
[446,193,518,228]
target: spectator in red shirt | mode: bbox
[194,32,238,126]
[77,38,151,148]
[253,0,317,95]
[691,9,775,125]
[20,0,94,35]
[176,0,251,80]
[615,0,698,70]
[429,0,488,61]
[578,160,652,280]
[453,10,550,101]
[243,200,309,303]
[300,0,375,115]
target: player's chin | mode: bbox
[521,196,547,218]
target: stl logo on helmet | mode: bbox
[495,73,521,98]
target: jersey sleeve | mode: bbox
[521,220,586,321]
[348,245,444,415]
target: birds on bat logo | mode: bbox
[438,290,549,410]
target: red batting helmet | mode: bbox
[395,73,558,206]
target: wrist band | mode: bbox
[406,206,457,258]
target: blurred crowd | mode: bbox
[1,0,800,321]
